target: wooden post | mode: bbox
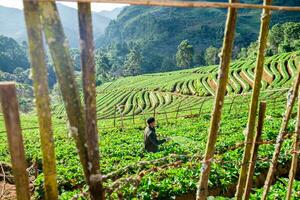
[286,93,300,200]
[78,2,104,199]
[23,1,58,199]
[198,99,206,115]
[164,108,169,124]
[196,0,239,199]
[114,105,117,127]
[176,101,182,119]
[133,105,136,125]
[235,1,272,198]
[38,0,90,188]
[262,59,300,200]
[243,101,266,200]
[273,97,277,111]
[228,96,236,114]
[0,83,30,200]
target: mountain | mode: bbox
[98,7,124,19]
[96,0,300,70]
[0,4,112,47]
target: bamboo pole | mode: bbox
[286,56,300,200]
[50,0,300,12]
[235,1,272,198]
[228,96,236,114]
[38,0,91,186]
[0,83,30,200]
[196,0,239,199]
[243,101,266,200]
[176,102,182,119]
[23,1,58,199]
[261,55,300,200]
[114,105,117,127]
[78,2,104,199]
[286,91,300,200]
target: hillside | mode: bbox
[54,51,300,118]
[0,4,112,47]
[97,0,300,70]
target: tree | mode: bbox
[176,40,194,68]
[204,46,219,65]
[124,47,143,76]
[95,52,112,85]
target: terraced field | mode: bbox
[53,51,299,120]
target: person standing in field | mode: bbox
[144,117,170,153]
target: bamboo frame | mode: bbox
[78,2,104,199]
[235,1,272,198]
[38,0,91,187]
[243,101,266,200]
[0,83,30,200]
[286,57,300,200]
[196,0,239,199]
[23,1,58,199]
[286,117,300,200]
[28,0,300,12]
[262,54,300,200]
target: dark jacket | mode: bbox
[144,126,166,153]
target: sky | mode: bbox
[0,0,126,12]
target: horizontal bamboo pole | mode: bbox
[0,82,30,200]
[23,1,58,199]
[30,0,300,12]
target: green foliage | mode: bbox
[176,40,194,68]
[124,46,143,76]
[0,35,29,73]
[205,46,220,65]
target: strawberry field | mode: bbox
[1,51,300,199]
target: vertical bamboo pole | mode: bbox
[164,108,169,123]
[286,71,300,200]
[243,101,266,200]
[196,1,239,199]
[133,105,136,124]
[262,56,300,200]
[235,1,272,198]
[176,102,182,119]
[199,99,206,115]
[38,0,90,186]
[0,83,30,200]
[23,1,58,199]
[228,96,236,114]
[114,105,117,127]
[78,2,104,199]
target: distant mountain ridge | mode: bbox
[98,7,124,19]
[97,0,300,70]
[0,4,120,47]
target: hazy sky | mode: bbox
[0,0,126,12]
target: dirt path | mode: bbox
[0,182,16,200]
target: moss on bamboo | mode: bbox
[23,1,58,199]
[38,0,90,187]
[78,2,104,199]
